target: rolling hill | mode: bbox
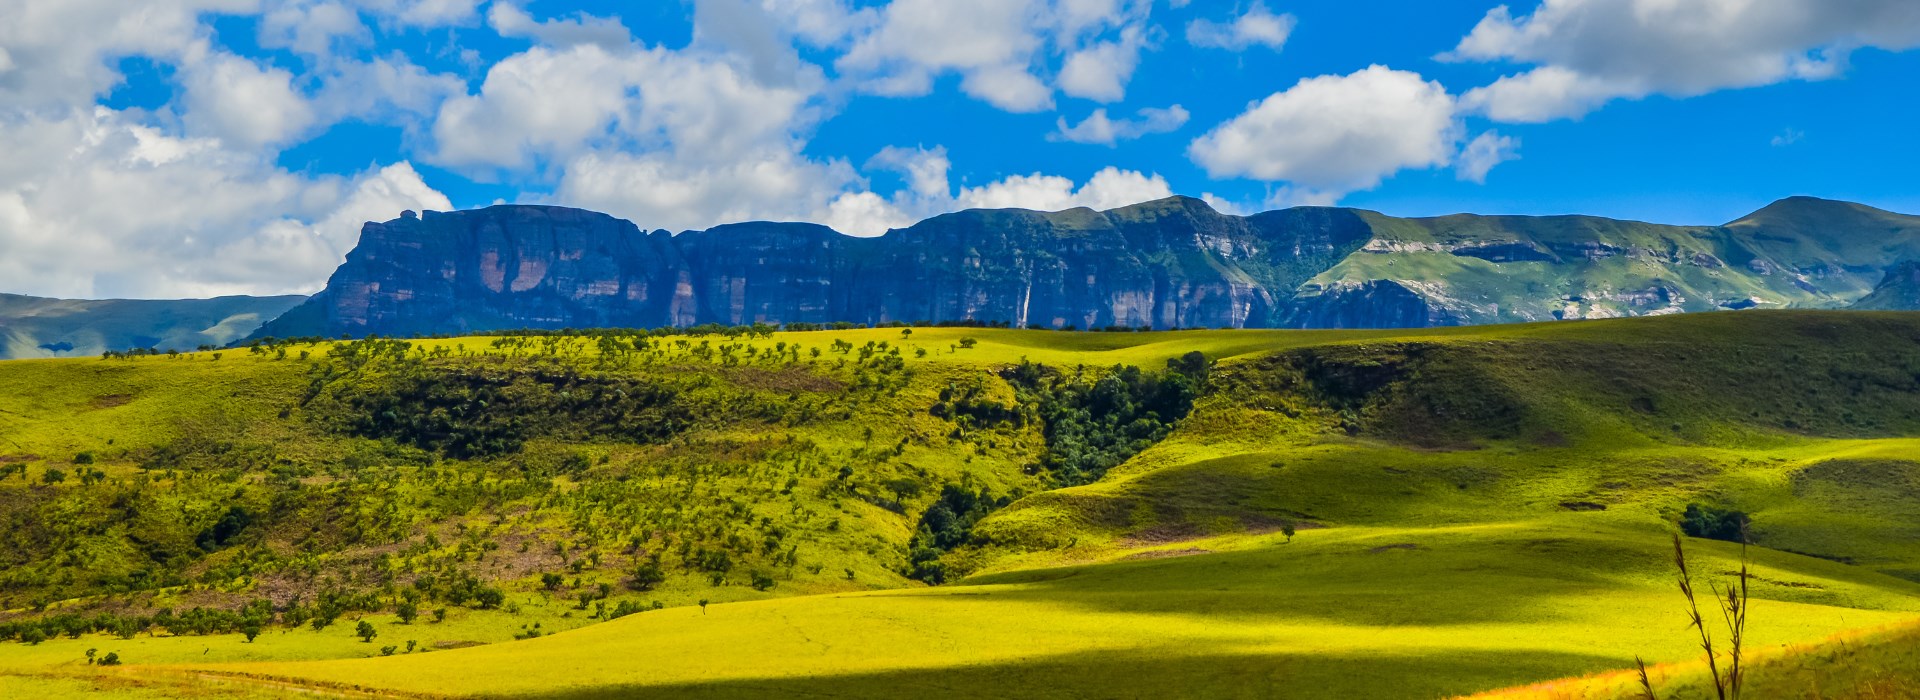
[1,312,1919,697]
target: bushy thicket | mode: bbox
[1005,351,1210,486]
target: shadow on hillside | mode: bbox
[513,646,1627,700]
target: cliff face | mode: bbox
[250,195,1920,340]
[253,196,1376,338]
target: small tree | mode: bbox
[380,645,398,656]
[697,599,710,614]
[1281,523,1296,543]
[242,624,262,643]
[356,620,378,643]
[98,652,122,666]
[395,602,418,624]
[475,588,505,609]
[900,328,913,338]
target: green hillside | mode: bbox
[0,294,306,360]
[1,313,1919,697]
[1292,197,1920,325]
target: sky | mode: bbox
[2,0,1919,300]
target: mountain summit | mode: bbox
[250,196,1920,339]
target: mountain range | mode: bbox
[248,194,1920,340]
[0,293,305,359]
[4,195,1918,358]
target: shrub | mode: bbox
[1680,504,1750,543]
[356,620,378,642]
[98,652,121,666]
[627,561,666,591]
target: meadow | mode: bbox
[2,312,1919,697]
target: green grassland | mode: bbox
[3,312,1920,697]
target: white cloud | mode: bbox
[1187,1,1294,51]
[959,166,1173,211]
[358,0,485,28]
[430,42,814,174]
[1448,0,1920,122]
[836,0,1157,111]
[1188,65,1459,198]
[1772,128,1805,147]
[488,2,633,49]
[554,148,861,233]
[1455,130,1520,184]
[179,52,318,148]
[1058,26,1147,102]
[259,1,369,58]
[0,107,447,298]
[0,0,248,112]
[1051,105,1188,145]
[867,145,953,199]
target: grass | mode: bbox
[4,311,1920,697]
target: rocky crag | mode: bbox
[251,195,1920,338]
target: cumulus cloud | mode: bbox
[0,0,244,112]
[1455,130,1520,184]
[836,0,1156,111]
[958,167,1173,211]
[1188,65,1459,199]
[1448,0,1920,122]
[1187,1,1294,51]
[0,108,447,298]
[1058,26,1148,102]
[429,42,814,174]
[1051,105,1188,145]
[179,52,318,148]
[488,2,633,49]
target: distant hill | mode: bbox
[1851,260,1920,310]
[251,196,1920,340]
[0,293,306,359]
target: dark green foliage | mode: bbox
[97,651,121,666]
[627,561,666,591]
[1003,352,1209,486]
[1681,504,1751,543]
[356,620,377,642]
[907,485,1012,584]
[195,506,251,551]
[307,348,700,459]
[475,588,506,609]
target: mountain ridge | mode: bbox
[237,194,1920,339]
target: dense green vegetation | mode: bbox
[3,313,1920,698]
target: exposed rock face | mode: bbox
[249,195,1920,339]
[252,197,1375,338]
[1850,261,1920,311]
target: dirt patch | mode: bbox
[1123,547,1212,561]
[0,453,41,463]
[1558,501,1607,511]
[91,394,134,409]
[1367,543,1423,553]
[433,640,486,650]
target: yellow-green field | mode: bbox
[4,312,1920,697]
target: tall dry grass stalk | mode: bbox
[1667,531,1751,700]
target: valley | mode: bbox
[2,312,1919,697]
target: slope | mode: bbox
[4,313,1920,698]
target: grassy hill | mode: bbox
[1,312,1919,697]
[0,294,306,360]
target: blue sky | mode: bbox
[2,0,1918,298]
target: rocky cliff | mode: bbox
[250,195,1920,339]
